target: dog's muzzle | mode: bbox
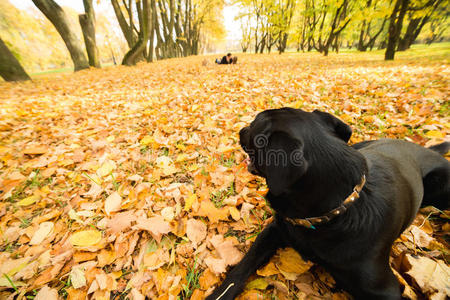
[244,156,262,176]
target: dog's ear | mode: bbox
[264,131,307,196]
[312,110,352,142]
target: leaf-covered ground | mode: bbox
[0,47,449,300]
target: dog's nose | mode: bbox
[250,169,259,175]
[248,162,260,176]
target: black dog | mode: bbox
[206,108,449,300]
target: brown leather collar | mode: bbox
[285,175,366,229]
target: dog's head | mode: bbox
[239,108,352,196]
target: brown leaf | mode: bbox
[204,256,227,275]
[133,215,171,243]
[186,218,207,247]
[404,254,449,297]
[143,248,170,270]
[105,191,122,215]
[34,285,59,300]
[106,211,134,234]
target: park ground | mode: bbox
[0,44,449,299]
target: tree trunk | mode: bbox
[0,38,31,81]
[357,21,367,51]
[398,17,420,51]
[122,0,151,66]
[146,1,155,63]
[79,0,100,68]
[111,0,136,48]
[32,0,89,71]
[385,0,409,60]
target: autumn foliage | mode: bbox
[0,51,448,299]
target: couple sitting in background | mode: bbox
[215,53,237,64]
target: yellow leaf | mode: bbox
[246,278,268,290]
[229,206,240,221]
[155,156,178,176]
[161,206,175,221]
[199,269,219,290]
[97,160,116,177]
[176,153,189,162]
[70,230,102,247]
[184,193,197,211]
[257,261,279,277]
[140,135,154,146]
[194,200,229,223]
[277,248,313,275]
[176,143,186,151]
[188,164,200,171]
[425,130,444,138]
[70,267,86,289]
[17,195,40,206]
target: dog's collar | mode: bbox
[285,175,366,229]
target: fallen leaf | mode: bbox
[23,146,47,155]
[17,195,40,206]
[133,215,171,243]
[406,225,435,249]
[66,287,87,300]
[97,160,116,177]
[70,230,102,247]
[70,267,86,289]
[30,222,54,245]
[199,268,219,290]
[184,193,197,211]
[155,156,178,176]
[186,218,207,247]
[277,248,313,275]
[425,130,444,138]
[34,285,59,300]
[143,248,170,270]
[257,261,280,277]
[404,254,449,297]
[194,200,229,223]
[204,256,227,274]
[105,192,122,215]
[246,278,269,290]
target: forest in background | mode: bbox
[0,0,448,81]
[0,1,128,73]
[0,0,226,75]
[235,0,449,58]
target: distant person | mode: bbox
[215,53,237,64]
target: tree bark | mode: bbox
[0,38,31,81]
[79,0,100,68]
[122,0,151,66]
[385,0,409,60]
[111,0,136,48]
[32,0,89,71]
[357,20,367,51]
[323,0,350,56]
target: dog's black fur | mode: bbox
[206,108,449,300]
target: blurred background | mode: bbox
[1,0,449,75]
